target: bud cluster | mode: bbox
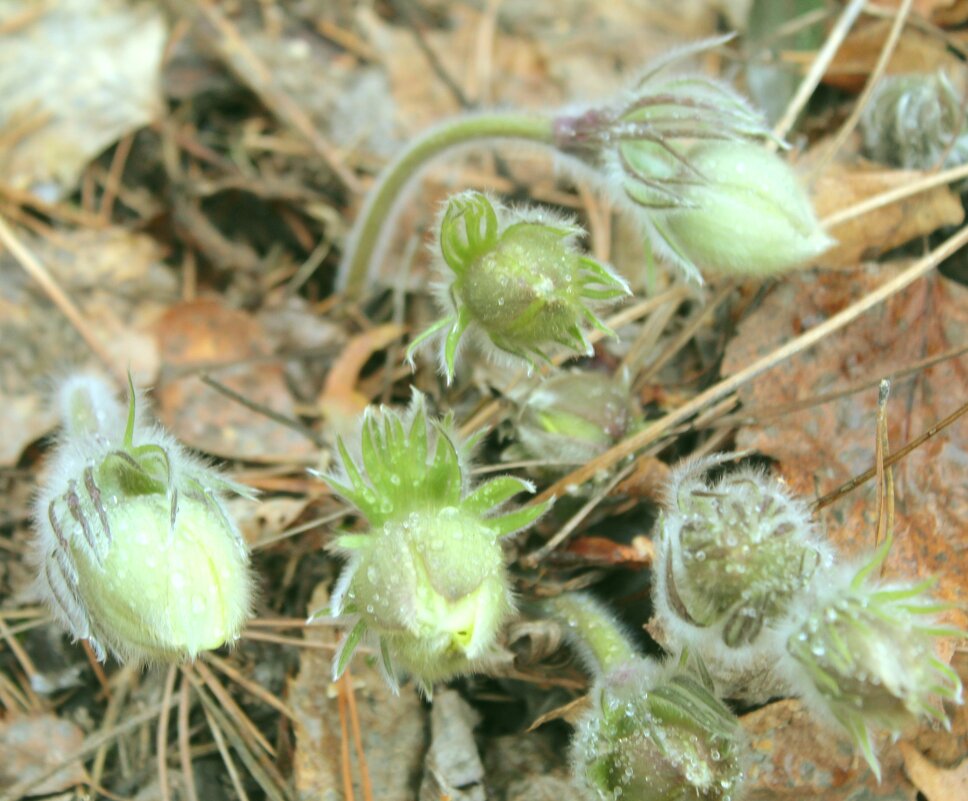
[315,391,550,695]
[653,454,963,776]
[407,191,630,382]
[32,374,254,663]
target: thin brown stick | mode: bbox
[178,669,199,801]
[82,639,113,701]
[638,283,732,383]
[338,675,356,801]
[771,0,867,143]
[203,652,296,721]
[822,161,968,230]
[522,460,637,567]
[240,630,339,650]
[344,670,374,801]
[193,660,276,757]
[714,341,968,429]
[0,215,121,385]
[99,133,134,223]
[157,666,178,801]
[814,396,968,512]
[531,223,968,509]
[200,374,324,447]
[202,704,251,801]
[811,0,914,175]
[91,664,137,792]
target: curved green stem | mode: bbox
[543,591,638,675]
[338,112,556,300]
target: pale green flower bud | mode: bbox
[315,391,551,695]
[861,72,968,170]
[656,455,829,656]
[645,141,833,278]
[553,36,831,281]
[572,656,747,801]
[781,539,964,780]
[407,191,630,383]
[506,370,640,473]
[32,374,254,663]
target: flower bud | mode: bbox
[861,72,968,170]
[553,38,831,281]
[654,455,829,684]
[572,656,747,801]
[32,374,254,663]
[316,391,550,694]
[407,191,630,383]
[781,540,964,779]
[645,141,833,278]
[505,369,640,473]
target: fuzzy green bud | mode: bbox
[656,455,829,656]
[553,37,831,281]
[644,141,833,279]
[32,374,254,663]
[572,657,747,801]
[316,392,550,694]
[407,191,629,383]
[506,370,639,472]
[781,539,964,779]
[861,72,968,170]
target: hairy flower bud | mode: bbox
[554,36,831,281]
[656,455,828,652]
[505,370,640,474]
[781,539,964,779]
[861,72,968,170]
[32,374,254,663]
[645,140,833,278]
[407,191,629,383]
[315,392,550,694]
[572,656,747,801]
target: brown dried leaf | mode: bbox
[0,714,87,795]
[317,322,405,434]
[153,299,315,462]
[0,226,166,466]
[742,700,914,800]
[722,269,968,627]
[819,19,963,92]
[0,0,165,198]
[813,164,964,268]
[899,741,968,801]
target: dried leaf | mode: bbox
[0,0,166,199]
[899,742,968,801]
[818,19,963,93]
[813,164,964,268]
[0,714,88,795]
[317,322,405,433]
[0,226,165,465]
[153,299,315,462]
[742,699,915,799]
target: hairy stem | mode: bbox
[543,591,638,675]
[338,113,556,300]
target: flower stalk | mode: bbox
[338,112,555,300]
